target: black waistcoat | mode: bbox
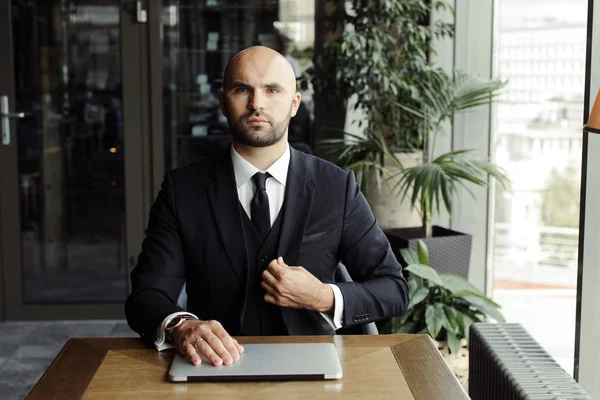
[239,205,287,336]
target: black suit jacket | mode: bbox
[125,147,408,345]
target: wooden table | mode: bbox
[27,335,469,399]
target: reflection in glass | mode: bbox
[161,0,315,169]
[491,0,587,375]
[13,1,127,302]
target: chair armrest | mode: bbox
[334,263,379,335]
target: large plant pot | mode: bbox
[385,226,472,279]
[365,152,422,229]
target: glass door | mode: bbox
[0,0,146,319]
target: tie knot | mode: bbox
[252,172,269,191]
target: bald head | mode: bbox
[222,46,297,92]
[218,46,302,150]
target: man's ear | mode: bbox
[217,90,227,117]
[290,92,302,118]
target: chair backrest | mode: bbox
[176,262,379,335]
[177,283,188,310]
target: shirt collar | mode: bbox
[231,144,290,188]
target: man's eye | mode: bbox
[234,87,248,93]
[267,88,279,93]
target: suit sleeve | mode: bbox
[335,171,409,327]
[125,172,187,346]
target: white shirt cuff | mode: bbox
[319,284,344,330]
[154,312,198,351]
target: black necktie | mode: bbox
[251,172,271,238]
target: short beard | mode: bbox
[228,106,292,148]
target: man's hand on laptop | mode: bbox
[170,319,244,366]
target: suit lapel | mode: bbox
[277,148,315,266]
[278,149,318,335]
[206,151,247,284]
[206,147,316,334]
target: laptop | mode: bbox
[168,343,343,382]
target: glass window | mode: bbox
[491,0,587,376]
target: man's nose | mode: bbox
[247,91,265,111]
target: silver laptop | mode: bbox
[168,343,343,382]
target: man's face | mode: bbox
[219,50,301,148]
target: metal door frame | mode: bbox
[147,3,165,196]
[0,0,14,321]
[575,0,599,395]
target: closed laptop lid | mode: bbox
[168,343,343,382]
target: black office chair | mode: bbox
[334,263,379,335]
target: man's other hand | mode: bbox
[170,320,244,366]
[261,257,334,313]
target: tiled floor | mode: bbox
[0,320,137,400]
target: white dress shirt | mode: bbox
[155,145,344,351]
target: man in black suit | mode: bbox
[125,46,408,367]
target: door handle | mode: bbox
[1,111,29,118]
[1,95,31,146]
[135,0,147,23]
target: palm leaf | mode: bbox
[394,149,511,221]
[416,71,507,124]
[316,127,403,190]
[453,72,507,112]
[393,101,427,119]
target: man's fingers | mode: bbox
[213,329,240,362]
[264,293,278,305]
[268,257,293,274]
[261,270,278,289]
[193,337,224,366]
[234,339,245,354]
[198,320,235,363]
[261,280,277,295]
[267,259,284,276]
[184,342,201,366]
[174,320,242,366]
[204,332,235,365]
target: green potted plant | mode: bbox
[392,71,510,238]
[383,71,511,278]
[308,0,511,278]
[306,0,454,190]
[391,240,505,383]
